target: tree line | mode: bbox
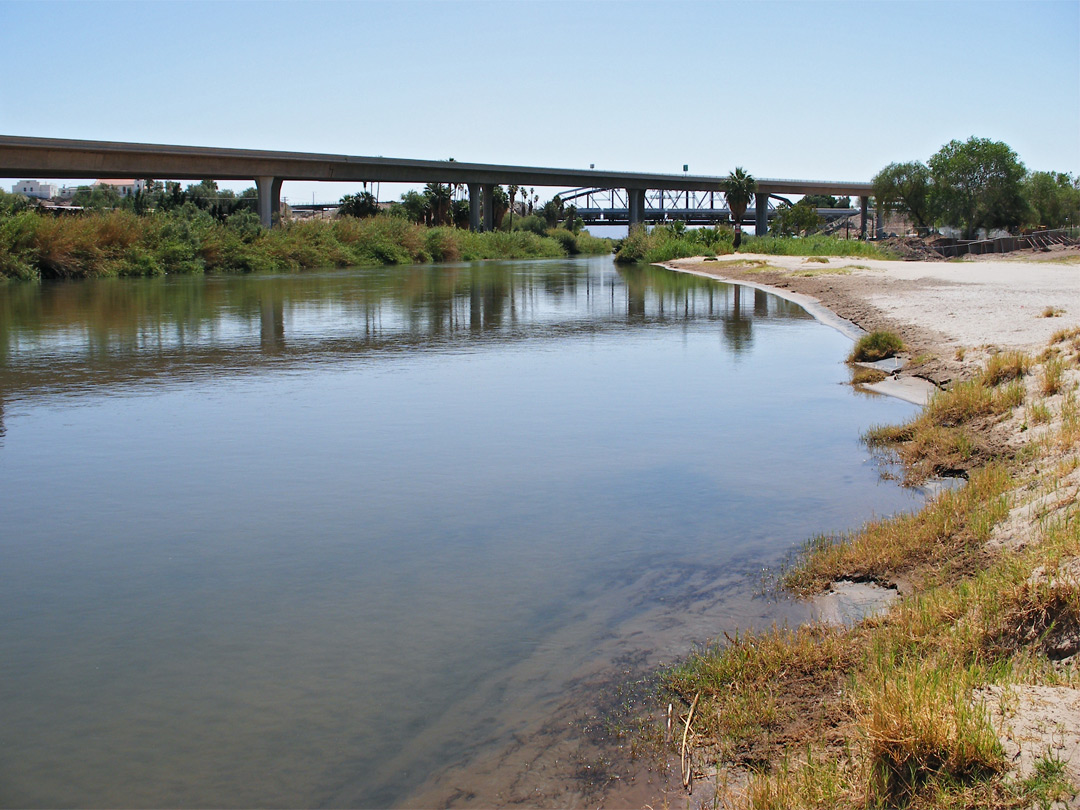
[69,179,261,221]
[873,136,1079,239]
[340,183,583,233]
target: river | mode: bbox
[0,257,918,807]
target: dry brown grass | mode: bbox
[658,341,1080,810]
[1041,357,1067,396]
[785,463,1011,595]
[981,351,1031,386]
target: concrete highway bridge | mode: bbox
[0,135,874,232]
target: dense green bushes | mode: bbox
[613,223,891,264]
[0,201,612,281]
[615,223,735,263]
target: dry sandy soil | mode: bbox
[664,250,1079,360]
[664,249,1080,807]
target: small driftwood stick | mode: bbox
[680,691,701,793]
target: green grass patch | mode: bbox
[849,331,905,362]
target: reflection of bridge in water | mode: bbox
[559,187,860,228]
[0,263,811,417]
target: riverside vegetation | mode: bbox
[0,190,611,281]
[654,329,1080,808]
[613,222,893,265]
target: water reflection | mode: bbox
[0,258,911,809]
[0,259,811,405]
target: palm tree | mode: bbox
[424,183,453,226]
[508,184,520,231]
[723,167,757,248]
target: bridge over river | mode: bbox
[0,135,874,232]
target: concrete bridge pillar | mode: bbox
[875,198,885,240]
[628,188,646,227]
[755,194,768,236]
[468,183,481,231]
[482,184,494,232]
[859,196,868,240]
[255,176,282,228]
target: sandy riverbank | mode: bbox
[663,251,1078,360]
[656,251,1080,808]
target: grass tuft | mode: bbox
[849,331,905,363]
[981,351,1031,386]
[1041,357,1067,396]
[851,366,888,386]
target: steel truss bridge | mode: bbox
[558,188,859,227]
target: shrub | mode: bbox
[512,214,548,236]
[547,228,579,256]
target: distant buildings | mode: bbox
[11,179,147,200]
[91,179,146,197]
[10,180,58,199]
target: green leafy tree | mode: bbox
[237,187,259,213]
[398,190,430,224]
[1023,171,1080,229]
[873,161,932,229]
[771,200,822,237]
[338,191,380,219]
[541,194,564,228]
[564,204,583,234]
[451,198,471,229]
[928,137,1026,238]
[801,194,839,208]
[722,167,756,248]
[0,189,34,216]
[184,179,220,209]
[72,184,122,210]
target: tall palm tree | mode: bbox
[723,167,757,248]
[508,184,520,231]
[424,182,453,226]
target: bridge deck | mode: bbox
[0,135,873,196]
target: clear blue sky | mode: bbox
[2,0,1077,203]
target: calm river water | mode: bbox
[0,257,918,807]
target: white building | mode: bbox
[11,180,58,199]
[93,179,146,197]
